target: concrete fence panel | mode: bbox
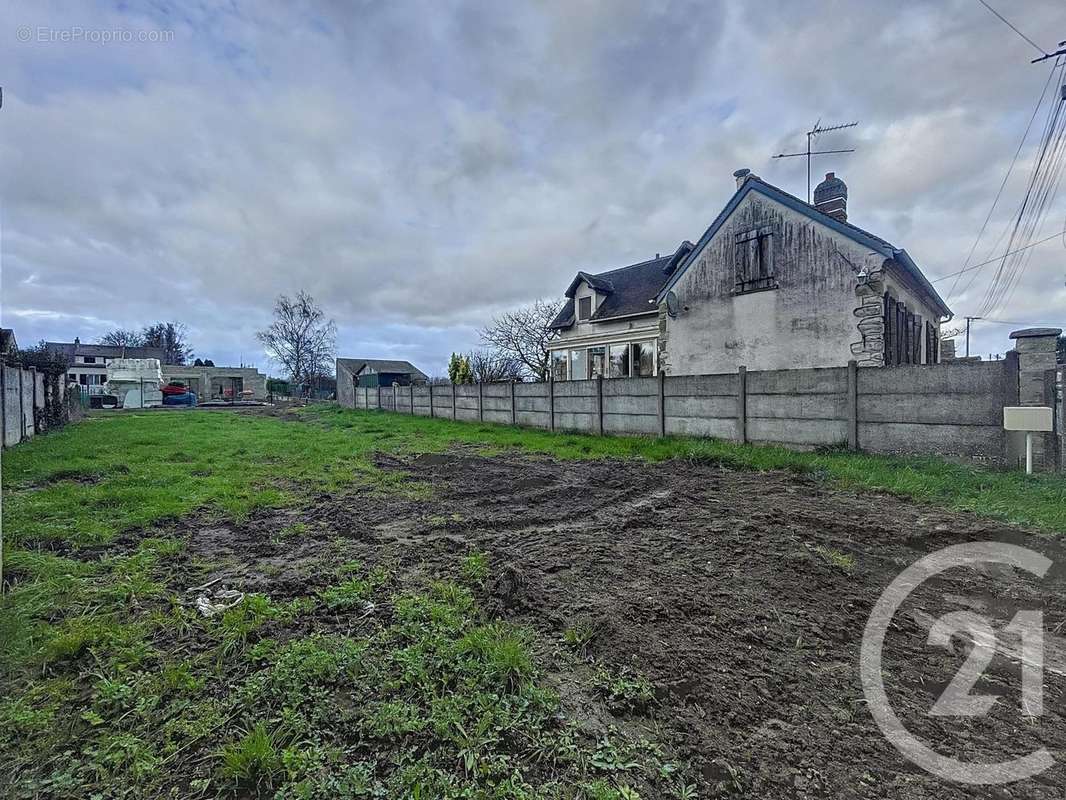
[341,349,1061,471]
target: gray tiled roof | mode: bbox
[337,358,428,380]
[550,252,682,329]
[45,341,166,361]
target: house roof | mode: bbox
[337,358,428,380]
[550,253,676,329]
[44,341,166,361]
[655,175,952,318]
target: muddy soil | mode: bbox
[175,451,1066,799]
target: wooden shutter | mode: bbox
[912,314,922,364]
[883,293,896,366]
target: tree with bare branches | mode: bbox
[468,349,525,383]
[256,291,336,387]
[479,299,560,380]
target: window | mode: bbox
[734,225,775,293]
[608,344,629,378]
[569,349,587,382]
[577,296,592,321]
[551,351,569,381]
[82,356,96,364]
[588,346,606,379]
[632,341,655,376]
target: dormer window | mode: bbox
[577,296,592,321]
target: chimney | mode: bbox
[74,336,80,346]
[813,172,848,222]
[733,168,752,189]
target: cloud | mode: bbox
[1,0,1063,374]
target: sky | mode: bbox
[1,0,1064,376]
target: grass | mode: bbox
[0,404,1063,798]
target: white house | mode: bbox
[548,170,951,379]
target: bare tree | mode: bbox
[256,291,336,387]
[480,299,560,380]
[468,349,524,383]
[99,329,145,348]
[142,322,194,365]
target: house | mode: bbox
[160,364,269,400]
[46,338,166,394]
[336,358,428,407]
[548,170,952,379]
[45,339,268,399]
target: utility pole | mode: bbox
[964,316,981,357]
[773,119,858,202]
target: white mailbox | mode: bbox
[1003,406,1054,474]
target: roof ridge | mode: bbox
[590,253,671,278]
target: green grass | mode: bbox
[0,404,1062,798]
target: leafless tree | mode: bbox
[99,329,145,348]
[479,299,560,380]
[256,291,336,387]
[468,349,525,383]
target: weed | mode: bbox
[563,620,598,649]
[219,723,282,785]
[460,551,489,585]
[813,545,856,571]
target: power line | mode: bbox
[946,64,1059,301]
[932,227,1066,282]
[975,0,1048,56]
[980,317,1066,326]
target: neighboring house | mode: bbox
[548,170,952,379]
[161,364,268,400]
[45,339,268,399]
[336,358,428,407]
[46,338,166,394]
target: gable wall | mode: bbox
[662,191,943,374]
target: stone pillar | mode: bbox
[1009,327,1062,472]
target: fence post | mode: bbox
[1,364,6,447]
[847,360,858,450]
[657,371,666,438]
[429,383,434,418]
[410,383,415,415]
[393,383,398,413]
[377,384,381,411]
[548,376,556,432]
[30,367,39,432]
[478,382,484,422]
[1044,368,1062,472]
[451,383,457,420]
[18,369,25,440]
[596,374,604,435]
[737,366,747,444]
[510,380,517,426]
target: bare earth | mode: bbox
[163,449,1066,798]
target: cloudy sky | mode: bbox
[2,0,1064,375]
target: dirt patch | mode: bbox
[115,451,1066,798]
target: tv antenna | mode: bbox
[773,119,858,203]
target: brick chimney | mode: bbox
[733,168,752,189]
[813,172,848,222]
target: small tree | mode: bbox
[256,291,336,387]
[480,299,560,380]
[447,353,473,384]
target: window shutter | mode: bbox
[913,314,922,364]
[883,293,895,366]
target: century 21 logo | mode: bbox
[861,542,1053,785]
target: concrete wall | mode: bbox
[1,365,80,448]
[345,350,1061,471]
[661,191,943,375]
